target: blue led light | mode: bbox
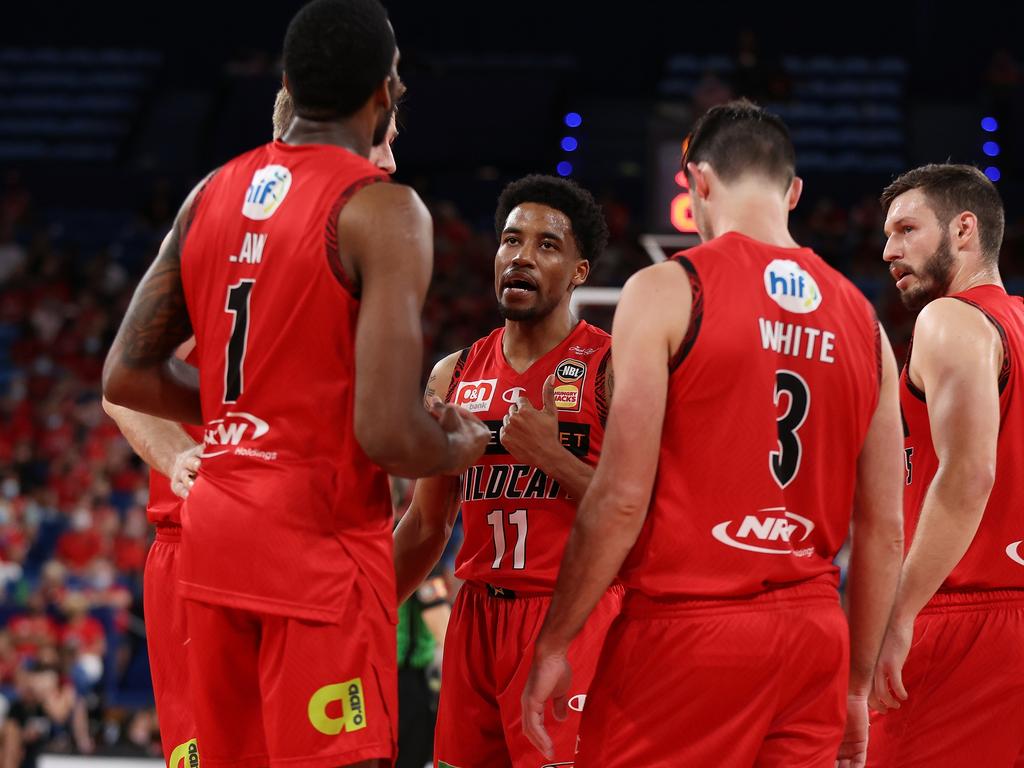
[556,161,573,176]
[560,136,578,152]
[564,112,582,128]
[983,141,1000,157]
[985,166,1001,182]
[981,116,998,132]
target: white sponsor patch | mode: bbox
[242,165,292,220]
[763,259,822,314]
[711,507,815,556]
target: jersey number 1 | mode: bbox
[224,280,254,403]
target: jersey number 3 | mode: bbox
[224,280,254,403]
[770,370,810,488]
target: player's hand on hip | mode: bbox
[870,616,912,713]
[500,374,560,464]
[522,646,573,760]
[836,694,868,768]
[429,399,492,475]
[170,443,203,499]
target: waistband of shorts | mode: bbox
[463,580,625,602]
[154,523,182,543]
[622,580,839,618]
[922,588,1024,614]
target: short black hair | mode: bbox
[683,98,795,190]
[283,0,395,120]
[880,163,1005,263]
[494,175,609,263]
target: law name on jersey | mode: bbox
[228,232,267,264]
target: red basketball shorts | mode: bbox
[577,580,848,768]
[434,582,623,768]
[144,525,199,768]
[184,575,397,768]
[867,589,1024,767]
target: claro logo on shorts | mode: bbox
[711,508,816,556]
[308,678,367,735]
[168,738,199,768]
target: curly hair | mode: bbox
[283,0,395,120]
[494,175,609,263]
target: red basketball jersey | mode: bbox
[446,321,610,592]
[620,231,880,598]
[178,141,394,622]
[901,284,1024,591]
[146,352,203,526]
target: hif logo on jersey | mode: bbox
[763,259,822,314]
[242,165,292,221]
[711,508,816,556]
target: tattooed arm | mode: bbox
[102,174,214,425]
[394,350,467,602]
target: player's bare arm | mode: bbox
[393,351,465,602]
[872,298,1001,713]
[103,338,202,498]
[838,322,904,768]
[103,176,213,425]
[340,182,490,477]
[522,262,689,758]
[499,370,600,500]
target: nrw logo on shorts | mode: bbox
[308,678,367,735]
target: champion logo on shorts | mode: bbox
[307,678,366,735]
[1006,540,1024,567]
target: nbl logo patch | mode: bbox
[307,678,367,735]
[552,359,586,413]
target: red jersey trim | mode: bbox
[444,347,470,404]
[669,255,704,372]
[903,336,927,403]
[952,296,1012,393]
[324,175,390,297]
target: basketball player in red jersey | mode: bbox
[100,100,402,768]
[101,1,490,766]
[523,100,905,767]
[392,174,620,768]
[867,165,1024,767]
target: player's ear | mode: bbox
[787,176,804,211]
[571,258,590,288]
[687,162,711,201]
[954,211,977,250]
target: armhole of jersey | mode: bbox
[595,347,611,429]
[324,175,389,298]
[903,335,927,403]
[668,256,704,373]
[952,296,1011,394]
[444,347,470,404]
[181,169,220,245]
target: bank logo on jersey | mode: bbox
[711,507,815,556]
[455,379,497,412]
[1006,540,1024,567]
[764,259,822,314]
[553,359,586,412]
[202,411,274,460]
[308,678,367,736]
[242,165,292,220]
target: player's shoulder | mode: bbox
[915,295,1000,342]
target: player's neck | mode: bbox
[502,312,579,373]
[280,118,373,158]
[710,186,799,249]
[946,260,1004,296]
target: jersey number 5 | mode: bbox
[224,279,254,403]
[770,370,810,489]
